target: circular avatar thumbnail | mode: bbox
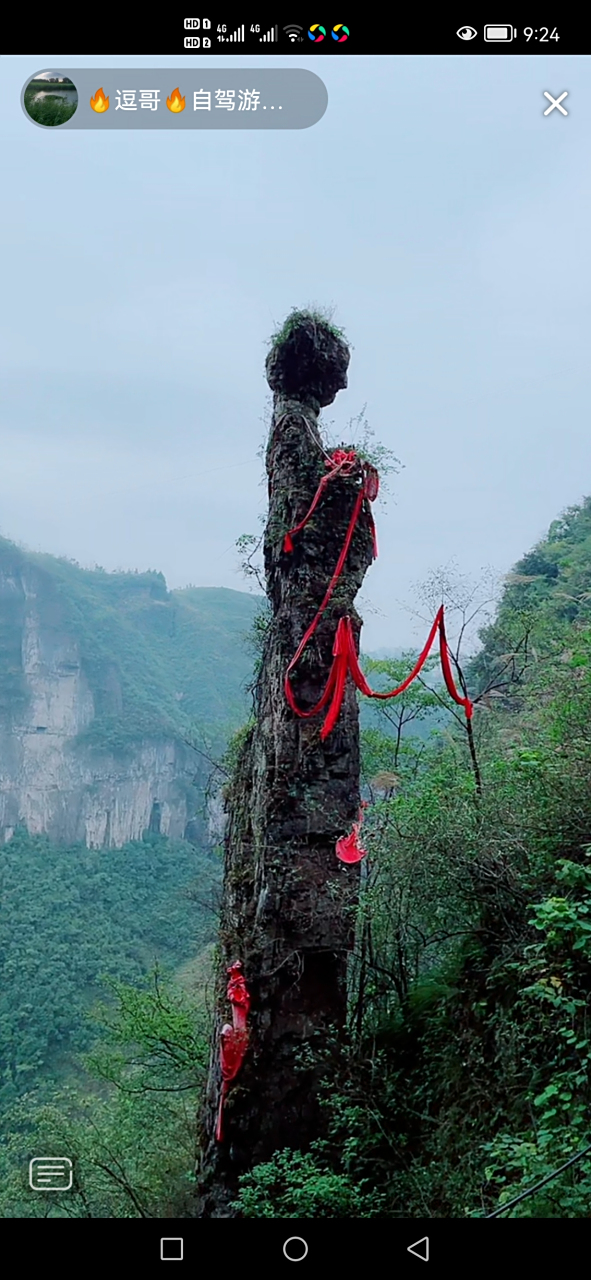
[24,72,78,127]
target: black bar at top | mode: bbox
[10,17,589,55]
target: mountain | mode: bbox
[468,495,591,694]
[0,536,260,847]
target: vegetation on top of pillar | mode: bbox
[266,308,351,408]
[268,306,348,350]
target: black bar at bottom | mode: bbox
[0,1218,585,1263]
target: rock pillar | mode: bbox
[198,313,375,1214]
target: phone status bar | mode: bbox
[181,19,577,54]
[183,22,350,47]
[6,16,588,54]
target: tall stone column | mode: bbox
[197,313,375,1215]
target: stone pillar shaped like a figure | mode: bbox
[197,311,376,1216]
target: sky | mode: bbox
[1,52,589,651]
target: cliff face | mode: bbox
[0,563,194,847]
[0,545,258,850]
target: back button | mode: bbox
[407,1236,429,1261]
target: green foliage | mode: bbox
[0,970,208,1217]
[342,407,402,484]
[24,86,77,126]
[0,829,219,1104]
[360,652,443,790]
[233,1147,383,1218]
[5,487,591,1219]
[470,494,591,693]
[245,603,272,656]
[477,851,591,1215]
[233,591,591,1219]
[87,966,209,1091]
[0,538,259,756]
[221,719,255,788]
[350,610,591,1216]
[235,534,265,595]
[268,306,347,350]
[0,541,29,716]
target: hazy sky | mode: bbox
[1,52,589,650]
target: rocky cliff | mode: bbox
[0,538,258,848]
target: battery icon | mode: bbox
[484,24,516,41]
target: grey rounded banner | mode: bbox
[22,69,328,129]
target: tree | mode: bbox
[0,969,209,1218]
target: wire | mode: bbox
[485,1140,591,1217]
[275,410,333,463]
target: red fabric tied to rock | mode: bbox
[282,449,377,557]
[284,446,474,864]
[226,959,250,1032]
[284,454,380,729]
[309,607,472,742]
[216,961,251,1143]
[284,446,472,738]
[220,1025,248,1078]
[336,802,368,864]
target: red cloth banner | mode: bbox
[284,452,472,738]
[283,449,359,554]
[336,802,368,864]
[284,453,379,725]
[215,961,251,1143]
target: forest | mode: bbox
[225,493,591,1218]
[2,492,591,1216]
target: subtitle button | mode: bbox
[407,1236,429,1261]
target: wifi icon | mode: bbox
[284,24,303,42]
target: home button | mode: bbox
[283,1237,309,1262]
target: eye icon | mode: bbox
[457,25,477,40]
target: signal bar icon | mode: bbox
[284,24,303,42]
[218,23,245,42]
[260,25,279,41]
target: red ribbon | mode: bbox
[283,450,358,554]
[336,802,368,864]
[344,606,473,718]
[216,961,251,1143]
[284,453,379,726]
[312,608,472,740]
[284,451,473,738]
[283,449,378,560]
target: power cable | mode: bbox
[485,1140,591,1217]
